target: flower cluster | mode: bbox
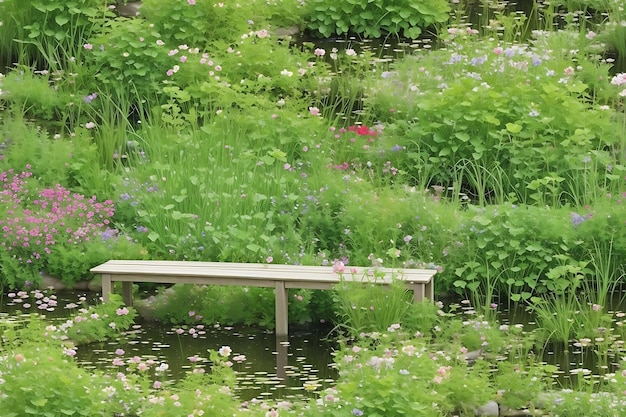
[0,167,116,276]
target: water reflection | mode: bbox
[74,322,338,401]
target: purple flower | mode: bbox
[83,93,98,104]
[570,212,590,228]
[352,409,364,416]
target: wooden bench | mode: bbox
[90,260,436,336]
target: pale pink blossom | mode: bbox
[218,346,232,357]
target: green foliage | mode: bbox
[314,330,493,416]
[62,294,137,344]
[494,361,553,410]
[332,275,414,335]
[0,69,67,121]
[148,284,326,328]
[16,0,109,70]
[0,314,240,417]
[46,236,148,286]
[140,0,251,48]
[367,28,623,205]
[305,0,450,39]
[84,18,171,101]
[0,318,111,417]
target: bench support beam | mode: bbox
[102,274,112,303]
[275,281,288,337]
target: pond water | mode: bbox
[1,289,338,401]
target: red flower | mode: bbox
[356,125,370,135]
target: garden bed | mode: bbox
[1,0,626,415]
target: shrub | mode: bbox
[305,0,450,39]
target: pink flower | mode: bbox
[180,55,187,63]
[593,304,602,311]
[308,107,320,116]
[85,122,96,129]
[564,66,575,75]
[83,43,93,50]
[187,0,195,4]
[156,39,165,46]
[611,73,626,86]
[266,256,273,263]
[256,29,269,38]
[314,48,325,57]
[333,260,345,273]
[116,307,129,316]
[585,31,597,40]
[14,354,24,362]
[153,381,162,389]
[112,357,124,366]
[115,348,125,355]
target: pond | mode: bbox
[4,287,625,400]
[1,289,338,401]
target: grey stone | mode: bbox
[500,410,542,416]
[475,400,499,416]
[72,280,90,291]
[115,1,142,17]
[87,276,102,293]
[40,272,67,290]
[273,25,300,38]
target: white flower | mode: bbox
[218,346,232,357]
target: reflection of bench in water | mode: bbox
[90,260,437,336]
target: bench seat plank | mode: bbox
[91,260,434,283]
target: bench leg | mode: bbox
[425,278,434,302]
[412,283,425,302]
[122,282,133,306]
[102,274,112,302]
[275,281,288,337]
